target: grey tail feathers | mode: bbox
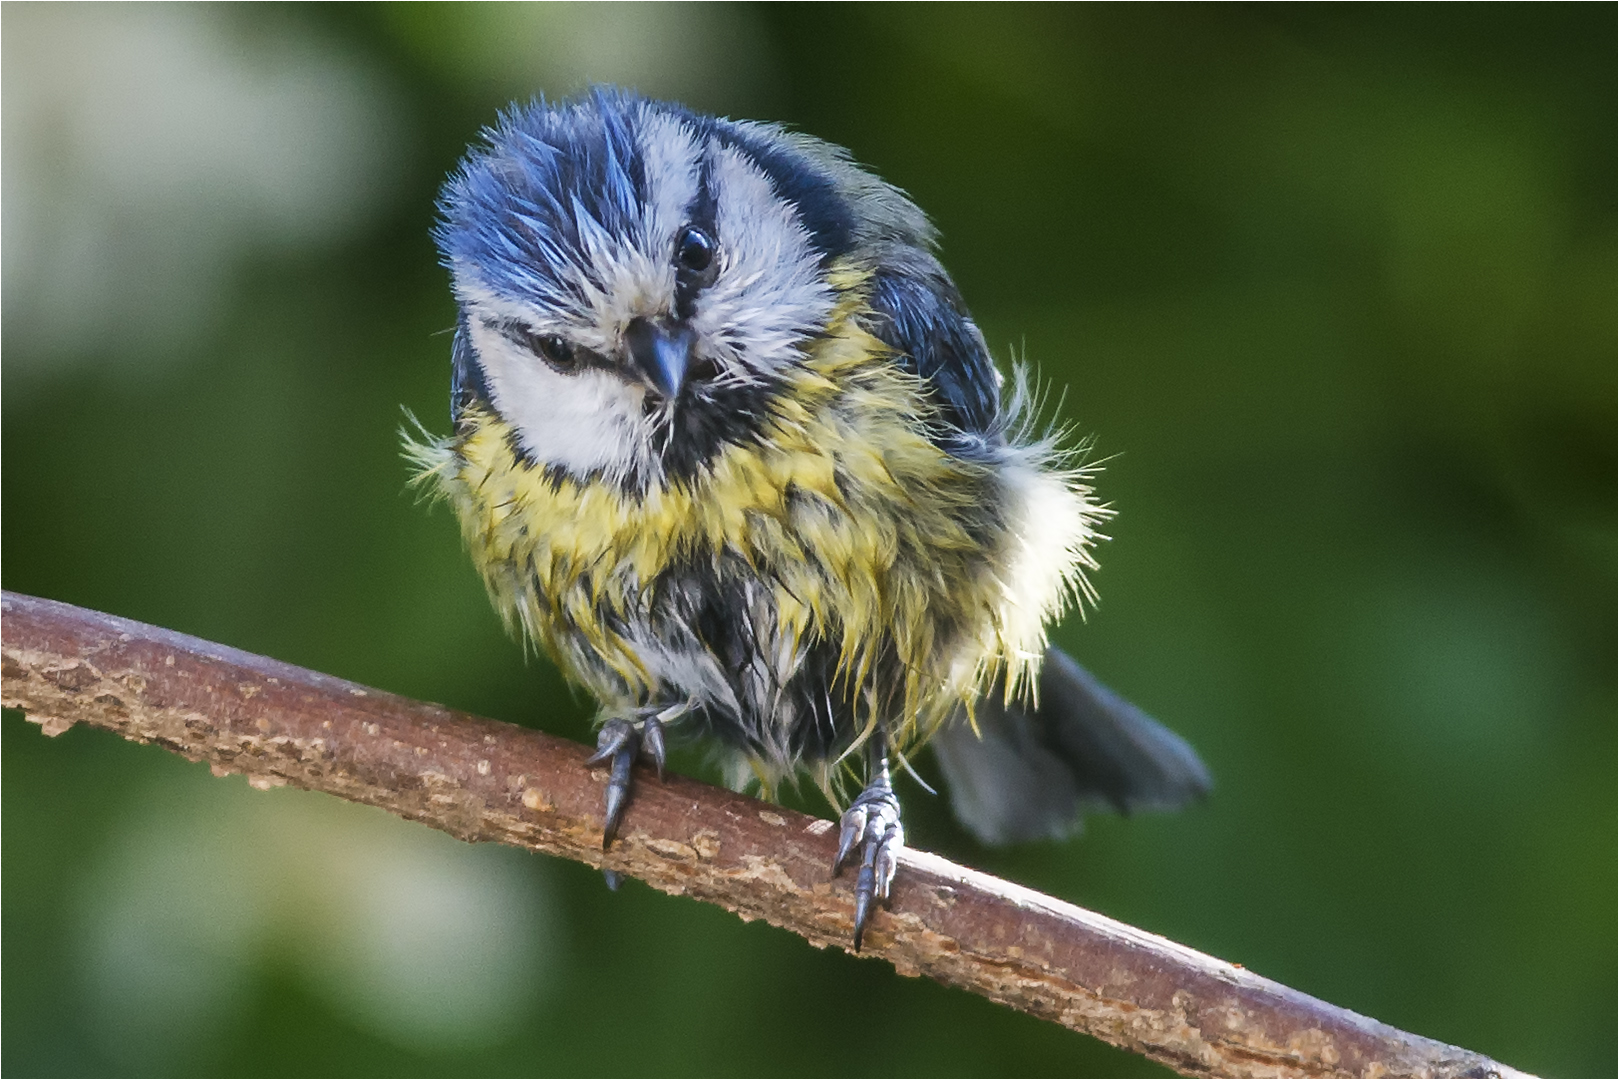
[933,647,1211,846]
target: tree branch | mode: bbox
[0,591,1525,1079]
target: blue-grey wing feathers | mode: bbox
[449,314,491,423]
[934,647,1211,845]
[865,265,1001,439]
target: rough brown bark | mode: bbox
[1,591,1527,1079]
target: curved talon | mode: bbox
[586,718,635,767]
[834,805,867,873]
[853,861,877,950]
[641,716,666,780]
[872,834,899,903]
[603,739,636,847]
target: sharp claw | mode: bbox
[853,861,876,951]
[602,868,622,891]
[641,716,666,780]
[874,832,899,903]
[586,718,634,766]
[602,739,637,848]
[833,806,867,874]
[602,785,626,848]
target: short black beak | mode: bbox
[624,317,693,401]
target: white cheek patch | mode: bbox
[691,144,835,379]
[466,317,656,481]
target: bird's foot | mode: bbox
[832,768,904,950]
[586,707,673,849]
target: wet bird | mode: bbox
[410,89,1210,948]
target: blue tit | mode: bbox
[410,88,1210,948]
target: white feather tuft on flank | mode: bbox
[991,365,1112,703]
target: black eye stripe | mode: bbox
[488,319,608,376]
[673,222,719,320]
[671,152,721,322]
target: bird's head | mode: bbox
[434,88,934,488]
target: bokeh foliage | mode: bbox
[3,4,1612,1076]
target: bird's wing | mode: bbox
[450,314,493,423]
[933,647,1212,846]
[864,263,1003,441]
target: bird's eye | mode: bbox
[536,334,574,368]
[675,226,715,273]
[520,329,578,373]
[495,320,580,372]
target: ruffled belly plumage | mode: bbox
[514,483,997,784]
[414,340,1103,791]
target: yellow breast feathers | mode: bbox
[409,296,1103,756]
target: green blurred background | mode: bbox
[3,4,1613,1076]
